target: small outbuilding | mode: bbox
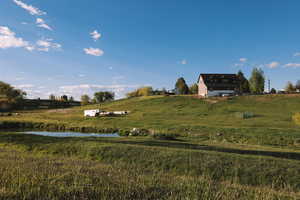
[198,74,240,97]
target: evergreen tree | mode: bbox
[237,70,250,94]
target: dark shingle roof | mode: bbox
[198,74,239,91]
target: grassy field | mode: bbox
[0,94,300,199]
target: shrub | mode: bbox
[292,113,300,125]
[235,112,255,119]
[126,87,153,98]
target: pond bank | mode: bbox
[0,120,154,136]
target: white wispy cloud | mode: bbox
[90,30,101,41]
[0,26,32,50]
[180,59,187,65]
[14,84,35,89]
[36,18,52,31]
[84,47,104,56]
[294,52,300,57]
[267,61,280,69]
[284,63,300,68]
[234,58,248,67]
[36,39,61,52]
[239,58,247,62]
[13,0,46,16]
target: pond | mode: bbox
[24,131,120,138]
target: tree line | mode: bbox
[125,67,267,97]
[80,91,115,106]
[285,81,300,93]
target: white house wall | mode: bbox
[198,77,208,97]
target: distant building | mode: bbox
[198,74,240,97]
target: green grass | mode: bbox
[0,132,299,199]
[0,94,300,199]
[1,94,300,148]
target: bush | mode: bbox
[292,113,300,125]
[235,112,255,119]
[126,87,153,98]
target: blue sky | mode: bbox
[1,0,300,99]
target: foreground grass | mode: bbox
[1,148,296,200]
[0,132,299,199]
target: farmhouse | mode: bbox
[198,74,240,97]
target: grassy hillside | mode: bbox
[2,94,300,128]
[1,94,300,147]
[0,94,300,199]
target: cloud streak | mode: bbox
[267,61,280,69]
[90,30,101,41]
[13,0,46,16]
[36,39,62,52]
[293,52,300,57]
[36,18,52,31]
[84,47,104,56]
[239,58,247,62]
[285,63,300,68]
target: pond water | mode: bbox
[25,131,120,138]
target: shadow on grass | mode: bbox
[1,133,300,161]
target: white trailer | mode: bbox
[84,109,100,117]
[113,111,129,115]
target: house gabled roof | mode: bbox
[198,74,239,91]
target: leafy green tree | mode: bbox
[285,82,296,93]
[189,83,198,94]
[175,77,189,95]
[270,88,277,94]
[237,70,250,94]
[249,68,265,94]
[80,94,91,105]
[94,91,115,103]
[0,81,26,104]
